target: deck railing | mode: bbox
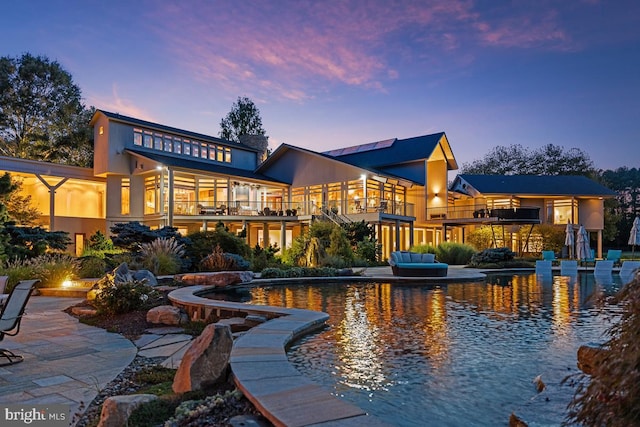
[169,198,415,218]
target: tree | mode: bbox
[0,53,94,166]
[219,96,266,142]
[461,144,596,177]
[2,175,41,226]
[601,167,640,246]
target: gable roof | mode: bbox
[325,133,458,170]
[257,143,418,186]
[90,110,259,152]
[452,174,617,197]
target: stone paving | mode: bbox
[0,296,194,425]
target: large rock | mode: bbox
[175,271,254,287]
[88,263,158,300]
[172,324,233,393]
[97,394,158,427]
[577,344,609,375]
[147,305,188,325]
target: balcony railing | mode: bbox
[168,198,415,218]
[427,206,541,222]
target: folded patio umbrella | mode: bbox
[576,225,591,264]
[565,222,574,259]
[629,217,640,259]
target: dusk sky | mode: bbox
[2,0,639,171]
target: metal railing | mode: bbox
[427,206,541,221]
[169,198,415,218]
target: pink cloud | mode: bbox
[86,84,156,121]
[146,1,580,100]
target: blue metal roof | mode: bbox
[326,133,451,168]
[455,174,617,197]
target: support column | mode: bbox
[36,175,68,231]
[409,222,414,248]
[597,229,603,259]
[168,168,174,226]
[263,223,269,247]
[395,219,401,251]
[280,221,286,251]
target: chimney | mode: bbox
[239,134,269,164]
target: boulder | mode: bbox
[175,271,254,287]
[71,307,98,317]
[172,324,233,393]
[146,305,188,325]
[577,344,609,375]
[97,394,158,427]
[133,269,158,286]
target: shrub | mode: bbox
[435,242,476,265]
[93,278,161,315]
[410,244,436,254]
[186,223,251,266]
[140,237,186,275]
[468,247,515,267]
[31,253,80,288]
[78,256,107,278]
[564,274,640,426]
[354,238,380,264]
[86,230,115,251]
[260,268,287,279]
[466,226,494,251]
[250,244,282,272]
[110,222,187,252]
[199,246,250,272]
[0,258,38,292]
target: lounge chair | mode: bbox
[0,276,8,308]
[619,261,640,283]
[560,260,578,276]
[594,260,614,276]
[605,249,622,267]
[541,251,556,261]
[0,280,38,366]
[535,260,553,275]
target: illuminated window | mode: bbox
[548,199,577,224]
[173,138,182,154]
[224,147,231,163]
[192,143,199,158]
[133,130,142,146]
[99,126,104,135]
[209,147,216,161]
[144,176,157,214]
[216,146,224,162]
[163,137,172,152]
[143,133,153,148]
[121,178,130,215]
[200,143,208,159]
[154,134,162,150]
[183,140,191,156]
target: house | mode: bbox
[0,110,616,260]
[446,174,617,257]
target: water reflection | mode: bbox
[208,273,623,426]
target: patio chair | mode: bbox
[535,260,552,275]
[594,260,614,276]
[541,251,557,262]
[0,276,8,308]
[0,280,38,366]
[605,249,622,266]
[560,260,578,276]
[376,200,388,213]
[619,261,640,283]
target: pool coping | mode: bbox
[169,284,391,426]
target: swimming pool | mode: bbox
[217,273,624,426]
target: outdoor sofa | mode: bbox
[388,251,448,277]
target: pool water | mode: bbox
[221,273,625,426]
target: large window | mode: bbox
[144,176,158,214]
[548,199,577,224]
[131,127,234,164]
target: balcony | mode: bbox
[166,198,415,218]
[427,206,541,223]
